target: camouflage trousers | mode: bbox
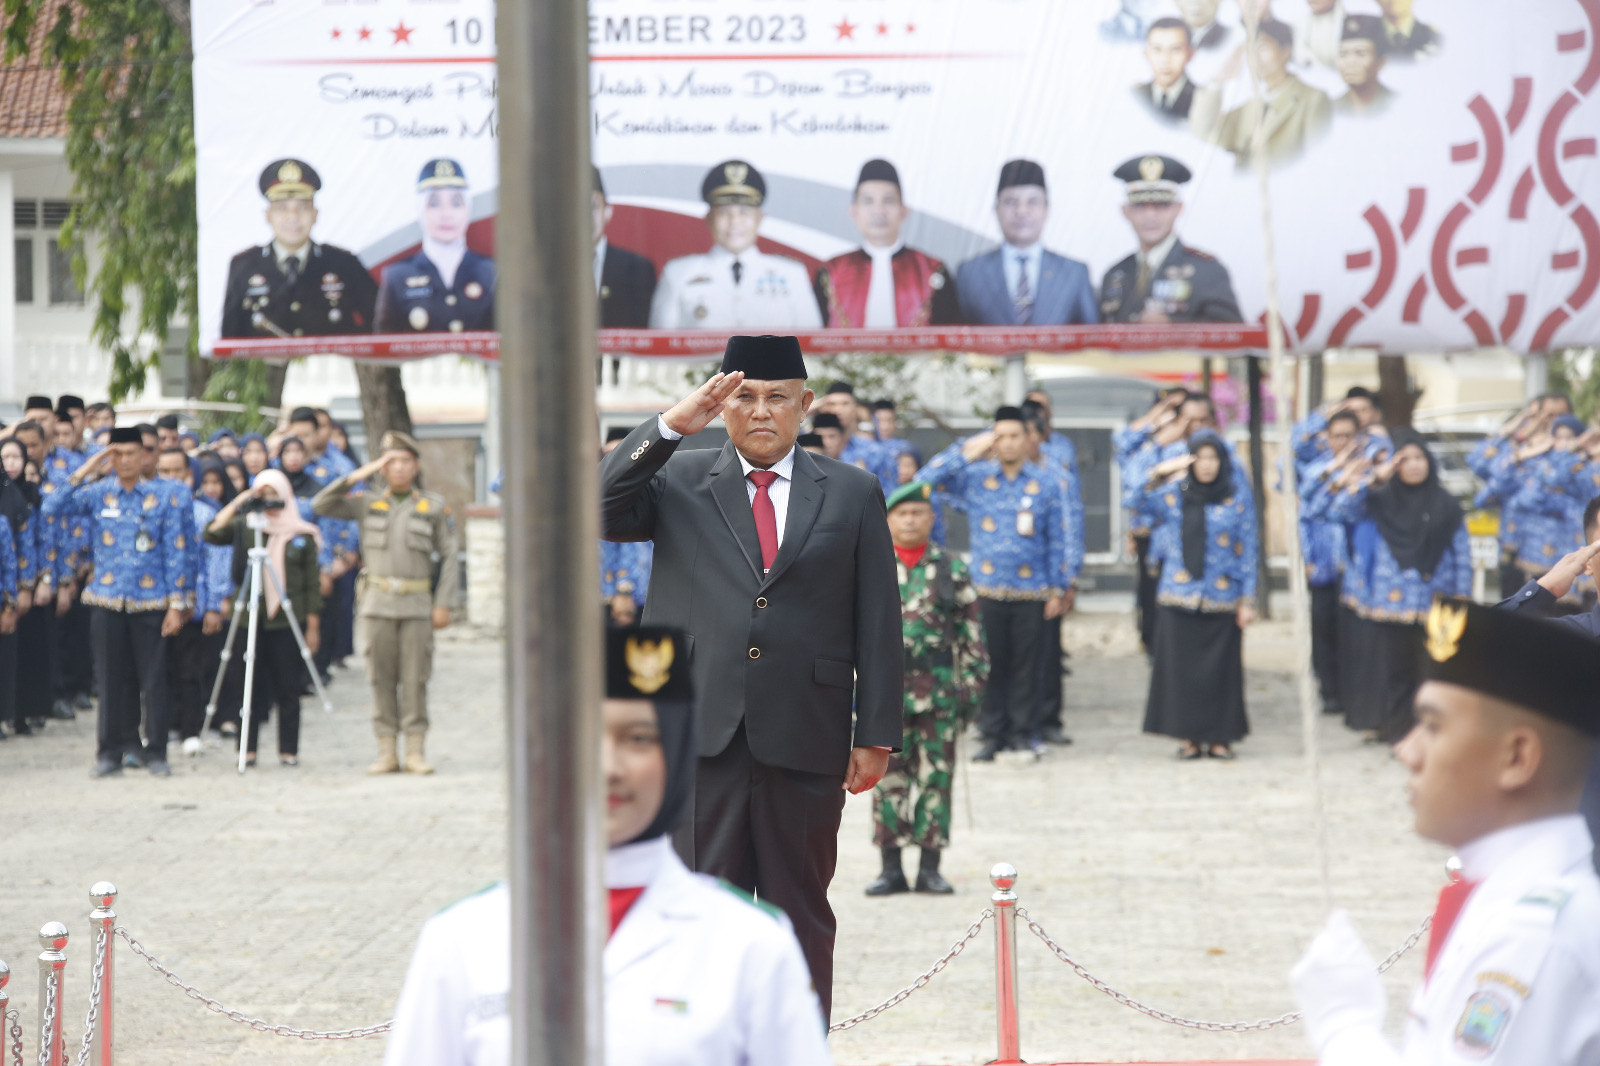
[872,682,962,850]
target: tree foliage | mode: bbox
[2,0,197,401]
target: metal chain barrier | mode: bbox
[828,908,993,1033]
[35,978,56,1066]
[71,926,108,1066]
[7,1009,23,1066]
[1018,906,1433,1033]
[114,929,391,1040]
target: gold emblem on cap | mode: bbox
[725,161,749,187]
[1139,156,1164,182]
[279,161,302,184]
[437,160,457,178]
[626,636,675,695]
[1425,599,1468,662]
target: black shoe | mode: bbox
[122,750,147,769]
[92,757,122,778]
[915,869,956,894]
[27,716,46,730]
[11,720,32,736]
[48,699,76,720]
[973,740,1002,762]
[146,759,172,777]
[73,692,94,711]
[865,870,910,896]
[317,671,333,687]
[1039,726,1073,746]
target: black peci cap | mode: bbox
[1420,598,1600,736]
[811,413,844,431]
[720,335,807,381]
[855,158,901,191]
[24,395,52,412]
[57,394,85,412]
[107,427,142,445]
[997,159,1047,194]
[607,625,693,701]
[797,433,824,449]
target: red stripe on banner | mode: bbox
[1450,142,1480,163]
[1553,249,1583,269]
[1294,294,1322,341]
[1579,0,1600,93]
[1510,166,1537,220]
[1569,205,1600,310]
[1538,91,1580,208]
[593,52,1011,62]
[259,56,497,65]
[1565,138,1599,158]
[1360,205,1399,308]
[1505,76,1533,134]
[1456,247,1490,267]
[1403,274,1430,323]
[1463,309,1496,345]
[1500,293,1527,339]
[1466,96,1504,204]
[1345,250,1373,270]
[1531,307,1571,351]
[209,325,1270,361]
[1326,306,1366,347]
[1557,30,1588,52]
[1399,187,1427,242]
[1431,202,1472,310]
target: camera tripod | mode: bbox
[201,512,332,773]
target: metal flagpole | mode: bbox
[497,1,605,1064]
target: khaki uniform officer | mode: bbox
[312,431,457,774]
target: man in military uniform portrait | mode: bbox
[375,159,496,335]
[955,159,1098,327]
[813,159,959,328]
[1134,18,1200,123]
[593,166,656,328]
[312,432,458,776]
[865,480,987,898]
[648,160,823,331]
[1333,14,1396,117]
[1376,0,1441,60]
[220,158,378,339]
[1100,155,1242,324]
[1191,18,1332,168]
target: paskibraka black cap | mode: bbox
[607,625,693,701]
[720,335,807,381]
[1420,597,1600,736]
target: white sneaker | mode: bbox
[181,736,203,757]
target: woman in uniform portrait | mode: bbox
[374,159,497,335]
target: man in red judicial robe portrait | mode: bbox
[813,159,960,329]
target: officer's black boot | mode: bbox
[915,847,955,894]
[864,846,910,896]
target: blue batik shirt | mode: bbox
[1134,473,1258,612]
[917,443,1067,600]
[1312,480,1472,623]
[42,476,193,612]
[600,539,653,608]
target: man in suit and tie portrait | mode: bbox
[592,166,656,328]
[1099,155,1242,324]
[600,334,903,1024]
[955,159,1098,327]
[1134,17,1200,123]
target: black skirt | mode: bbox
[1143,605,1249,746]
[1340,614,1422,741]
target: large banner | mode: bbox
[193,0,1600,360]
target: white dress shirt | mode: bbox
[654,418,796,556]
[862,241,903,328]
[1000,242,1043,306]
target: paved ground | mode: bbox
[0,608,1445,1064]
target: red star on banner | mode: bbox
[876,22,889,35]
[834,17,857,41]
[358,25,372,41]
[391,20,415,45]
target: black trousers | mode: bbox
[1033,612,1064,733]
[978,598,1045,748]
[246,628,303,756]
[168,621,224,740]
[1134,533,1159,655]
[55,595,93,700]
[91,607,169,762]
[318,569,357,666]
[0,628,15,728]
[673,722,846,1024]
[15,603,54,722]
[1309,582,1341,711]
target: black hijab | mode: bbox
[629,698,696,845]
[605,626,697,846]
[1367,429,1463,578]
[1180,433,1234,579]
[279,437,319,498]
[195,456,237,508]
[0,439,37,533]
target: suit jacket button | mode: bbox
[748,647,760,659]
[755,597,768,609]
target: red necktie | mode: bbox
[748,470,779,571]
[1423,877,1479,981]
[608,886,646,939]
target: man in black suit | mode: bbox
[592,166,656,328]
[1134,17,1199,123]
[601,335,903,1022]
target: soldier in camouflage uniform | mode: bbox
[867,481,989,896]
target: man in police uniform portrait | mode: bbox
[1100,155,1242,324]
[813,158,959,328]
[593,166,656,328]
[647,160,823,331]
[220,159,378,339]
[1332,15,1396,118]
[375,159,496,335]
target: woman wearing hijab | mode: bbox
[240,433,270,478]
[1,437,47,736]
[383,626,831,1066]
[204,469,323,767]
[1310,428,1470,741]
[1135,432,1258,759]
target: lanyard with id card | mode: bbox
[1016,494,1035,538]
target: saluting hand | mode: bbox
[662,371,746,437]
[960,430,997,462]
[1537,537,1600,599]
[1149,453,1194,483]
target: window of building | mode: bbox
[14,237,34,303]
[12,198,85,306]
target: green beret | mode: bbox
[886,480,934,513]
